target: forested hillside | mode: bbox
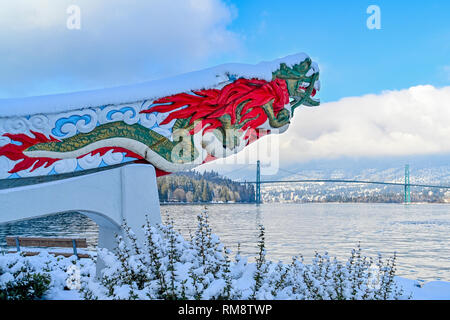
[157,171,255,203]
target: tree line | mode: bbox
[157,170,255,203]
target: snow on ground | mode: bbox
[0,53,313,117]
[45,275,450,300]
[396,277,450,300]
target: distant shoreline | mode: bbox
[160,201,448,205]
[160,202,254,206]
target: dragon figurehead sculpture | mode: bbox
[0,54,320,179]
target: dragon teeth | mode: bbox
[300,82,310,88]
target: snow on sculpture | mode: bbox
[0,54,320,179]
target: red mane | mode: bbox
[0,131,144,174]
[0,131,61,173]
[140,78,289,134]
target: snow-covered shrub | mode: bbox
[82,209,404,300]
[0,252,51,300]
[0,251,94,300]
[282,245,403,300]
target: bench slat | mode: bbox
[6,236,88,248]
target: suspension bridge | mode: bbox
[236,162,450,205]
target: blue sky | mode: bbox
[0,0,448,102]
[220,0,450,102]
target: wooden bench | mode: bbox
[6,236,90,259]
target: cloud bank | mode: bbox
[0,0,239,98]
[279,85,450,164]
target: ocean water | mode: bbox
[1,203,449,282]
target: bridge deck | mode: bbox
[244,179,450,189]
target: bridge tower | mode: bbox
[404,164,411,204]
[256,160,261,205]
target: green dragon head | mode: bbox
[272,57,320,113]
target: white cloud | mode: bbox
[0,0,240,98]
[279,85,450,164]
